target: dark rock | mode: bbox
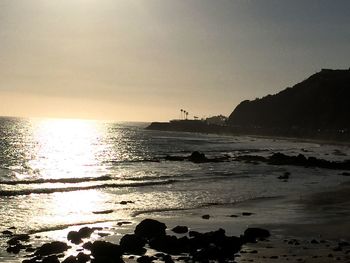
[278,172,290,180]
[78,227,94,238]
[7,245,21,254]
[22,256,42,263]
[2,230,13,235]
[82,241,93,250]
[137,255,156,263]
[42,255,60,263]
[163,254,174,263]
[35,241,70,256]
[117,221,132,226]
[120,234,146,254]
[26,247,36,253]
[171,226,188,234]
[134,219,166,239]
[62,256,77,263]
[242,212,253,216]
[149,235,185,255]
[310,239,319,244]
[341,172,350,176]
[77,252,90,263]
[7,234,30,245]
[188,151,208,163]
[92,210,113,214]
[339,241,350,246]
[120,201,128,205]
[67,231,82,244]
[164,155,185,161]
[229,214,239,217]
[201,214,210,220]
[97,232,110,237]
[89,240,122,260]
[243,228,270,243]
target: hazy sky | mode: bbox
[0,0,349,121]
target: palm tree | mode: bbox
[186,111,189,120]
[180,109,183,120]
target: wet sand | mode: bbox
[2,182,350,262]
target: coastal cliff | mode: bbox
[147,69,350,141]
[227,69,350,140]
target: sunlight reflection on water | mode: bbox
[28,118,108,179]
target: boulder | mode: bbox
[89,241,122,260]
[137,255,156,263]
[243,228,270,243]
[42,255,60,263]
[67,231,82,244]
[77,252,90,263]
[35,241,70,256]
[120,234,146,254]
[134,219,166,239]
[149,235,185,255]
[78,227,94,238]
[62,255,77,263]
[7,234,30,245]
[188,151,207,163]
[171,226,188,234]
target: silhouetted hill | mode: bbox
[228,69,350,139]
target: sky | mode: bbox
[0,0,349,121]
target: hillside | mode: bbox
[228,69,350,136]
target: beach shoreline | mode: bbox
[2,180,350,263]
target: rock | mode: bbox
[229,214,239,217]
[62,255,77,263]
[171,226,188,234]
[97,232,110,237]
[92,209,113,214]
[163,254,174,263]
[42,255,60,263]
[82,241,93,250]
[149,235,185,255]
[120,201,128,205]
[164,155,185,161]
[7,234,30,245]
[134,219,166,239]
[201,214,210,220]
[243,228,270,243]
[120,234,146,254]
[78,227,94,238]
[2,230,13,235]
[89,241,122,260]
[35,241,70,256]
[242,212,253,216]
[117,221,132,226]
[67,231,82,244]
[188,151,207,163]
[7,245,21,254]
[278,172,290,180]
[77,252,90,263]
[137,255,156,263]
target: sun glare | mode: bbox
[30,118,105,179]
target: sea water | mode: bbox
[0,116,349,259]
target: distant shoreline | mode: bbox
[146,120,350,145]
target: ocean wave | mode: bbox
[0,179,178,196]
[27,220,117,234]
[132,195,284,216]
[0,175,112,185]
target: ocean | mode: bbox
[0,116,349,261]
